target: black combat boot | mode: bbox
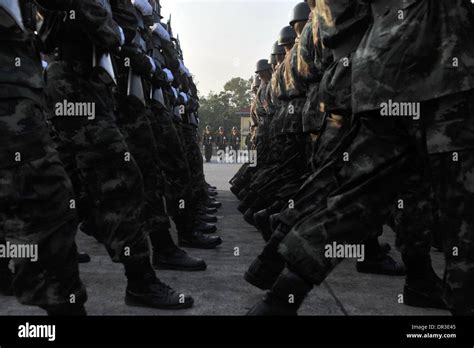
[254,201,285,242]
[247,269,313,316]
[243,208,256,226]
[245,257,285,290]
[356,237,405,276]
[206,198,222,209]
[77,252,91,264]
[254,209,271,240]
[152,247,207,272]
[44,304,87,316]
[194,220,217,234]
[179,231,222,249]
[125,261,194,309]
[230,185,240,196]
[402,253,447,310]
[198,213,218,223]
[238,201,249,214]
[203,207,218,215]
[244,225,288,289]
[177,218,222,249]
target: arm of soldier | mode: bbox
[111,0,139,44]
[161,40,181,73]
[72,0,123,51]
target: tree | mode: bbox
[198,77,252,134]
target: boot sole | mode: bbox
[179,240,222,249]
[125,294,194,310]
[403,286,448,310]
[196,228,217,234]
[153,263,207,272]
[244,271,272,290]
[199,218,218,223]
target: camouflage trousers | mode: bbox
[147,104,192,218]
[277,114,431,284]
[45,61,149,264]
[430,151,474,315]
[247,133,308,211]
[116,96,174,252]
[181,123,208,209]
[0,97,86,307]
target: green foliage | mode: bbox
[198,77,252,132]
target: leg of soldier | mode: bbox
[45,62,193,309]
[0,98,86,314]
[247,113,428,314]
[116,98,183,260]
[435,150,474,315]
[0,250,13,296]
[146,105,191,214]
[165,122,222,249]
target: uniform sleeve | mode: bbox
[81,0,122,49]
[111,0,139,44]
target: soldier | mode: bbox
[247,0,474,316]
[244,127,253,150]
[215,126,228,152]
[38,0,193,309]
[229,126,241,151]
[202,125,214,162]
[148,10,221,248]
[112,0,208,270]
[0,0,86,315]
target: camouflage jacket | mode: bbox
[352,0,474,113]
[0,0,44,103]
[316,0,371,115]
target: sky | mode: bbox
[160,0,297,96]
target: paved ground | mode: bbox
[0,161,449,316]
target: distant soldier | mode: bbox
[229,126,241,151]
[215,126,228,152]
[202,125,214,162]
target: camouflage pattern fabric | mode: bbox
[45,61,149,264]
[0,98,87,307]
[352,0,474,114]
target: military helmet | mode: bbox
[271,41,285,56]
[255,59,272,73]
[290,2,310,26]
[269,54,277,65]
[278,26,296,46]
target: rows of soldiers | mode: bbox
[231,0,474,315]
[0,0,224,314]
[201,126,241,162]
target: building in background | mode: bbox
[236,106,251,150]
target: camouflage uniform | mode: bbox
[278,0,474,314]
[352,0,474,315]
[0,0,86,308]
[113,1,176,252]
[40,0,150,264]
